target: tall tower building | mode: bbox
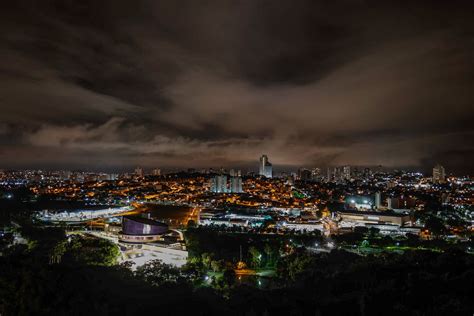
[259,155,273,178]
[333,167,343,183]
[211,175,228,193]
[134,166,144,178]
[311,168,321,181]
[432,164,446,183]
[152,168,161,176]
[326,167,333,182]
[298,168,312,181]
[375,191,381,209]
[229,169,241,177]
[230,176,243,193]
[343,166,351,181]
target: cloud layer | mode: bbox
[1,0,473,174]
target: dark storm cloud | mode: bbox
[0,0,473,173]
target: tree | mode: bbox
[135,259,186,286]
[222,268,236,288]
[264,244,275,267]
[210,259,225,272]
[65,236,120,266]
[368,227,380,238]
[201,252,213,270]
[181,261,204,284]
[424,216,447,238]
[277,250,317,282]
[248,247,261,268]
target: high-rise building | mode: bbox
[134,167,144,177]
[230,176,243,193]
[386,197,400,209]
[343,166,351,181]
[60,170,71,181]
[259,155,273,178]
[387,198,392,210]
[107,173,119,181]
[211,175,228,193]
[363,168,372,180]
[298,168,312,181]
[229,169,242,177]
[311,168,321,181]
[152,168,161,176]
[432,164,446,183]
[375,191,381,209]
[211,170,242,194]
[331,167,345,183]
[326,167,333,182]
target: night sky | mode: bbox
[1,0,473,174]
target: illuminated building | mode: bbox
[338,210,411,226]
[327,166,347,183]
[343,166,351,181]
[211,175,228,193]
[201,214,268,228]
[134,166,144,177]
[326,167,333,182]
[387,197,400,209]
[311,168,321,181]
[375,191,381,209]
[152,168,161,176]
[279,221,324,232]
[298,168,312,181]
[432,164,446,183]
[259,155,273,178]
[201,218,248,227]
[230,176,243,193]
[229,169,241,177]
[347,196,373,210]
[108,173,119,181]
[60,170,71,181]
[119,216,169,243]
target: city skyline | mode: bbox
[0,162,457,177]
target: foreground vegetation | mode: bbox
[0,224,473,315]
